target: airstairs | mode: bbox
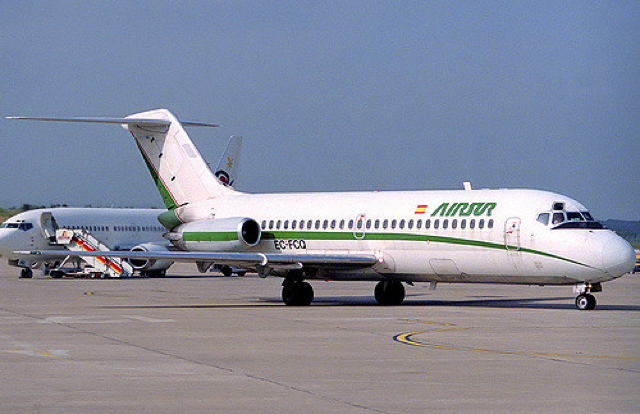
[51,229,133,278]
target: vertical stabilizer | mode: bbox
[124,109,237,209]
[214,136,242,188]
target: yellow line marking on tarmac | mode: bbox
[36,350,67,361]
[394,330,639,360]
[394,319,639,360]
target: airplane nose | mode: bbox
[602,235,636,277]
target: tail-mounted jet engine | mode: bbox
[166,217,261,251]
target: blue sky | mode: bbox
[1,1,638,219]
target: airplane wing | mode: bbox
[15,250,379,274]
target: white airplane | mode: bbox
[0,135,242,278]
[10,109,636,310]
[0,208,169,278]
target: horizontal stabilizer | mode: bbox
[6,116,218,128]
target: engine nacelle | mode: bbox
[168,217,261,251]
[128,243,174,274]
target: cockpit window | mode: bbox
[0,222,33,231]
[581,211,595,221]
[566,212,584,222]
[552,221,606,229]
[538,210,605,230]
[551,211,605,230]
[552,212,565,225]
[536,213,549,225]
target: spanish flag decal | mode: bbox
[415,204,428,214]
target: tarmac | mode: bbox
[0,261,638,413]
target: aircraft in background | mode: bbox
[0,135,242,278]
[10,109,636,309]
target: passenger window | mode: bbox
[383,219,388,229]
[408,219,414,229]
[425,219,430,229]
[331,220,336,229]
[284,220,289,229]
[374,219,380,229]
[391,219,397,229]
[461,219,466,229]
[417,219,422,229]
[399,220,405,229]
[315,220,321,229]
[488,219,493,229]
[536,213,549,226]
[443,219,448,229]
[452,219,457,229]
[434,219,439,229]
[339,219,345,229]
[276,220,281,229]
[348,220,354,229]
[357,219,363,229]
[291,220,297,230]
[470,219,475,229]
[479,219,485,229]
[366,220,371,229]
[269,220,274,229]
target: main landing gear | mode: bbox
[282,272,314,306]
[20,268,33,278]
[281,272,407,306]
[574,282,601,311]
[374,279,405,305]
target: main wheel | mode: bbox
[282,281,314,306]
[374,280,405,306]
[20,268,33,279]
[50,270,64,279]
[575,294,596,310]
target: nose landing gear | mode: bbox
[575,294,596,310]
[574,282,601,310]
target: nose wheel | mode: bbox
[575,294,596,310]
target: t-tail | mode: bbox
[124,109,237,209]
[7,109,238,209]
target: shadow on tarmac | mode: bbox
[97,295,640,311]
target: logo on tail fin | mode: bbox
[215,170,233,186]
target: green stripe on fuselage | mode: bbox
[183,230,592,268]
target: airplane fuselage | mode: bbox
[167,188,634,286]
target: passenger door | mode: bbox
[504,217,521,250]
